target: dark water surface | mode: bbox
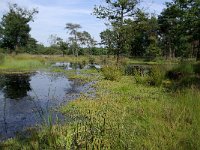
[0,71,91,140]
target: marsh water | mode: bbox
[0,71,92,140]
[0,62,146,140]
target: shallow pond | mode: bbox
[0,71,91,140]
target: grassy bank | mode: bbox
[0,54,46,72]
[1,66,199,149]
[0,54,183,72]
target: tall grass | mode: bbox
[0,57,199,149]
[59,77,200,149]
[2,75,198,149]
[0,55,45,72]
[102,65,122,81]
[0,53,5,65]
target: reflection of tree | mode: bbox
[1,74,31,99]
[0,75,6,89]
[3,97,8,134]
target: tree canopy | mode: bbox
[0,3,38,53]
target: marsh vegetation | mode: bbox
[0,0,200,149]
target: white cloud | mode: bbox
[0,0,169,46]
[0,0,105,45]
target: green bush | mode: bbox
[89,56,95,64]
[148,65,166,86]
[100,56,108,65]
[173,62,194,75]
[178,76,200,89]
[102,66,122,81]
[0,53,5,65]
[193,62,200,75]
[134,69,150,84]
[166,62,194,81]
[0,48,5,53]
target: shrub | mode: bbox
[178,76,200,89]
[0,48,5,53]
[102,66,122,81]
[166,62,194,80]
[134,70,150,84]
[100,56,108,65]
[89,56,95,65]
[193,62,200,75]
[148,65,166,86]
[124,65,135,76]
[0,53,5,65]
[174,62,193,74]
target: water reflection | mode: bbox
[0,71,83,140]
[52,62,101,70]
[0,74,31,99]
[124,64,151,76]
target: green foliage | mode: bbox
[65,23,82,57]
[0,55,45,72]
[88,56,95,64]
[146,36,161,59]
[167,62,200,90]
[0,61,200,149]
[94,0,140,62]
[0,53,5,64]
[102,66,122,81]
[59,77,200,149]
[178,76,200,88]
[100,29,117,56]
[0,48,5,53]
[38,47,62,55]
[193,62,200,74]
[0,3,38,52]
[134,71,149,84]
[148,65,166,86]
[173,62,194,75]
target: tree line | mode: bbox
[0,3,100,56]
[0,1,199,61]
[96,0,200,61]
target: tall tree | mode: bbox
[94,0,139,63]
[187,0,200,61]
[0,3,38,53]
[48,34,59,47]
[158,0,200,60]
[56,37,68,57]
[126,11,149,57]
[158,2,181,59]
[78,31,96,55]
[100,29,117,57]
[65,23,81,57]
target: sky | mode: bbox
[0,0,171,46]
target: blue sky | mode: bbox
[0,0,171,46]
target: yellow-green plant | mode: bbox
[102,65,122,81]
